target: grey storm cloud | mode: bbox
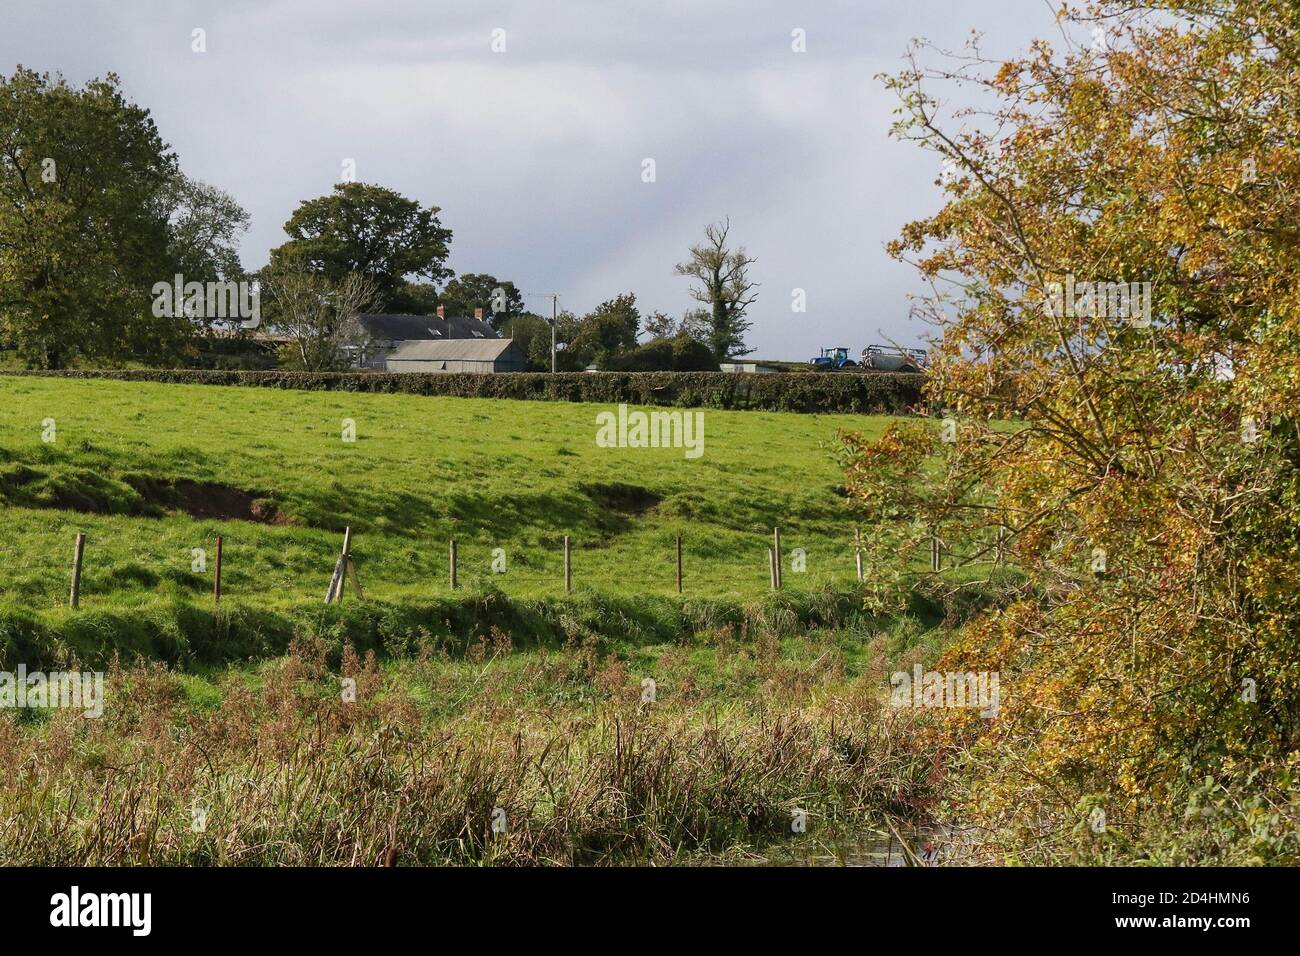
[0,0,1057,359]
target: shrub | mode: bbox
[607,336,719,372]
[1,369,925,414]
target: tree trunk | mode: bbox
[711,301,729,359]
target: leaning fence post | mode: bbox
[213,535,223,605]
[69,532,86,609]
[564,535,572,593]
[449,538,458,590]
[325,526,351,604]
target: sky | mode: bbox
[0,0,1062,360]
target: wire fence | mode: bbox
[0,523,1011,612]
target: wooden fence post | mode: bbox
[69,532,86,609]
[213,535,223,605]
[772,527,782,590]
[931,534,941,573]
[769,545,778,591]
[325,526,351,604]
[854,529,864,583]
[564,535,572,593]
[675,534,683,594]
[449,538,458,590]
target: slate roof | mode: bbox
[359,313,497,341]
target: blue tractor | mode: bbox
[808,346,858,370]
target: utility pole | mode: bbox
[520,290,561,372]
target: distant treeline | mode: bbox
[0,369,925,415]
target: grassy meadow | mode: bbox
[0,374,949,670]
[0,375,1008,864]
[0,375,880,605]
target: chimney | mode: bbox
[436,304,445,319]
[474,307,484,321]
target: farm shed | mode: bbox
[383,338,527,374]
[719,361,783,373]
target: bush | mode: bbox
[607,336,720,372]
[190,337,280,370]
[1,369,925,414]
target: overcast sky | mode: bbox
[1,1,1059,359]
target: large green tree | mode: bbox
[643,307,711,346]
[607,331,719,371]
[0,69,183,368]
[270,182,452,312]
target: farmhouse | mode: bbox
[353,306,524,373]
[358,306,497,349]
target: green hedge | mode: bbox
[0,586,878,671]
[0,369,924,414]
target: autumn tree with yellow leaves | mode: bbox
[845,1,1300,861]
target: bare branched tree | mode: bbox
[674,218,759,359]
[261,267,379,371]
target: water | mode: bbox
[744,828,943,867]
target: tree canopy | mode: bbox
[565,293,640,369]
[270,182,452,313]
[439,273,525,327]
[0,69,187,368]
[163,173,250,285]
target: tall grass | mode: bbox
[0,637,934,866]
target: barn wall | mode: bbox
[494,349,528,372]
[379,341,527,373]
[385,359,497,373]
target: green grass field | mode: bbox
[0,376,884,604]
[0,375,919,665]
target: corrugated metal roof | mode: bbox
[386,338,520,362]
[359,313,498,341]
